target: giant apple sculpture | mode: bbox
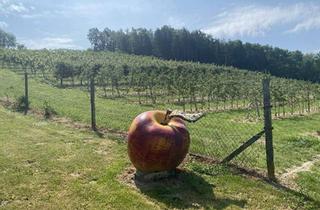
[128,110,190,173]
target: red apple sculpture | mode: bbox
[128,110,190,173]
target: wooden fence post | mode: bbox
[263,78,276,180]
[24,71,29,115]
[90,76,97,131]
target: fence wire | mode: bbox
[187,107,266,172]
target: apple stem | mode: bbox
[161,109,173,125]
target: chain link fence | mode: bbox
[185,81,268,173]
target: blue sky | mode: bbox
[0,0,319,53]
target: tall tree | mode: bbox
[0,28,16,48]
[154,26,174,59]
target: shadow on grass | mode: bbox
[134,170,246,209]
[94,130,104,138]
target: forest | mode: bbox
[88,26,320,82]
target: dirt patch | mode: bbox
[118,166,162,208]
[83,138,111,146]
[118,166,191,189]
[52,117,90,131]
[257,137,266,145]
[231,117,260,124]
[233,109,320,124]
[0,200,9,207]
[305,131,320,138]
[118,166,137,188]
[280,155,320,189]
[57,155,75,162]
[94,149,109,155]
[51,117,127,139]
[69,172,81,178]
[35,142,46,146]
[0,97,15,108]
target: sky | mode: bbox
[0,0,319,53]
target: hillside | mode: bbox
[1,48,319,117]
[87,26,320,82]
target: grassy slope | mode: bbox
[0,107,319,209]
[0,107,155,209]
[1,69,320,171]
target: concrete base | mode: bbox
[135,169,177,182]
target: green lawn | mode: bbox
[1,107,319,209]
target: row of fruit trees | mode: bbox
[1,49,319,118]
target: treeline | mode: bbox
[87,26,320,82]
[0,28,16,48]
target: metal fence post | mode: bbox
[90,76,97,131]
[24,71,29,115]
[263,78,275,180]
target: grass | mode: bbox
[1,69,320,173]
[0,107,155,209]
[1,107,320,209]
[296,162,320,202]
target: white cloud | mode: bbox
[0,21,8,28]
[56,1,146,19]
[0,0,30,15]
[203,3,320,38]
[20,10,54,19]
[20,37,82,49]
[287,15,320,33]
[8,2,28,13]
[19,1,147,21]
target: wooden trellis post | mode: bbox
[263,78,275,181]
[90,76,96,131]
[24,71,29,115]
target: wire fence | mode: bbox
[185,81,268,172]
[2,62,320,179]
[187,109,266,171]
